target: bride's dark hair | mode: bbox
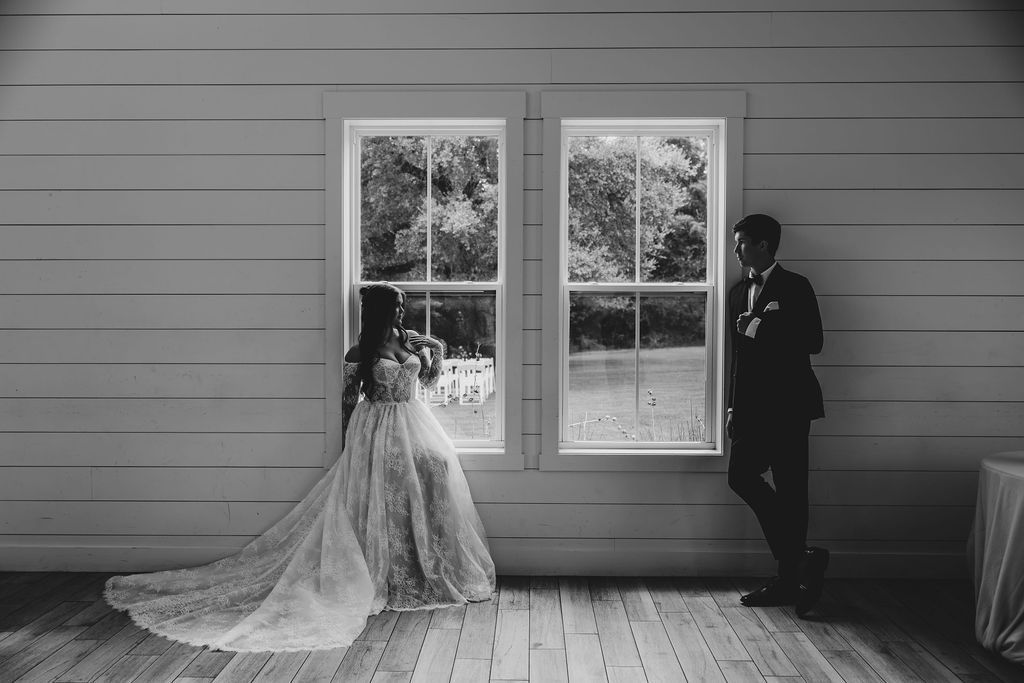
[356,283,411,398]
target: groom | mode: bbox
[726,214,828,617]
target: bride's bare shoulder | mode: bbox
[344,345,360,363]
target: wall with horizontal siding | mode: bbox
[1,0,1021,576]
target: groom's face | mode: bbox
[733,230,767,269]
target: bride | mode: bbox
[104,283,496,652]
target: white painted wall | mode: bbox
[0,0,1021,576]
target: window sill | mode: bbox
[542,447,726,472]
[558,446,723,458]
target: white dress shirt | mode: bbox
[745,261,778,338]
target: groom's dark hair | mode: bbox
[733,214,781,256]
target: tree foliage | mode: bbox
[567,136,708,351]
[360,135,498,282]
[567,136,707,283]
[358,133,709,353]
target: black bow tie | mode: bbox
[748,272,764,286]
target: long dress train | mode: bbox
[104,347,495,652]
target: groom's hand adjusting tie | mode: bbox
[737,270,776,337]
[736,274,761,335]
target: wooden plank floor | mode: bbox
[0,573,1021,682]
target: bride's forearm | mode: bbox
[418,343,445,389]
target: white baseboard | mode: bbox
[0,536,969,578]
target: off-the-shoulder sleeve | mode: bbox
[417,342,445,390]
[341,362,361,447]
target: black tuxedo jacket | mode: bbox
[728,264,825,424]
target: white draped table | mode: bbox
[971,451,1024,664]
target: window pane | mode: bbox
[639,294,707,442]
[639,137,709,283]
[567,136,636,283]
[431,136,499,282]
[360,136,427,281]
[568,293,636,442]
[426,293,498,441]
[402,292,427,335]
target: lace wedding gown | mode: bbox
[104,347,496,652]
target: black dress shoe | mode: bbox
[740,577,799,607]
[796,546,830,617]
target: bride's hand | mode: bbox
[407,333,440,351]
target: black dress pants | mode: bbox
[727,416,810,584]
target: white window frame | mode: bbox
[540,91,746,471]
[324,91,526,471]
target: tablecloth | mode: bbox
[971,451,1024,664]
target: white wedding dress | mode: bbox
[104,348,496,652]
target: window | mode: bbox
[541,92,745,469]
[563,124,715,449]
[324,92,525,470]
[352,124,503,444]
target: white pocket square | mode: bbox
[764,301,780,311]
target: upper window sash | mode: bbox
[348,122,506,287]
